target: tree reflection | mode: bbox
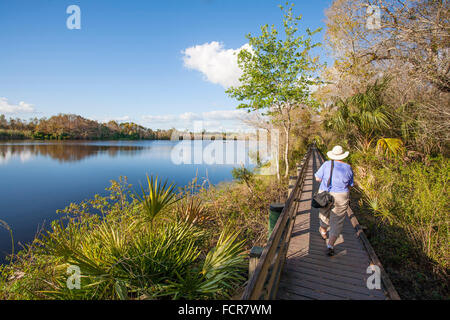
[0,143,144,163]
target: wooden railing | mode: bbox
[241,146,313,300]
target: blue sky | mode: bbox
[0,0,333,131]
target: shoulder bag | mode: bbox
[312,160,335,208]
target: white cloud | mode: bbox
[90,115,132,123]
[141,114,177,122]
[141,109,251,131]
[0,149,34,165]
[0,97,35,114]
[103,116,131,123]
[111,116,131,122]
[179,112,201,121]
[182,41,251,88]
[202,110,248,121]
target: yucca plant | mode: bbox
[159,227,246,300]
[201,227,246,291]
[37,218,204,299]
[2,176,253,300]
[136,174,178,226]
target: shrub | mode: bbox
[354,154,449,272]
[0,176,248,300]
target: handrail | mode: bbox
[242,145,313,300]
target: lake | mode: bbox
[0,140,254,264]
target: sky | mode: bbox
[0,0,333,131]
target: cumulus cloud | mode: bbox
[0,97,35,114]
[202,110,248,121]
[103,116,131,123]
[112,116,131,122]
[182,41,251,88]
[141,114,177,122]
[90,115,132,124]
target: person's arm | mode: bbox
[348,167,354,190]
[314,162,325,183]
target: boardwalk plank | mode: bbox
[280,275,380,300]
[283,269,386,298]
[278,283,344,300]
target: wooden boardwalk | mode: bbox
[276,149,388,300]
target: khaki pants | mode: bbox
[318,191,349,239]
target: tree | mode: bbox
[226,3,322,177]
[0,115,7,129]
[322,0,450,155]
[324,79,392,151]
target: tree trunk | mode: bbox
[283,125,290,178]
[276,146,280,180]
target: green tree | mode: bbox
[324,79,391,151]
[0,115,7,129]
[226,3,322,177]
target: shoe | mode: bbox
[327,247,335,256]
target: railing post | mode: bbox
[248,246,264,280]
[268,203,285,239]
[288,175,297,198]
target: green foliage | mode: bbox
[0,176,250,300]
[354,154,449,271]
[324,79,392,150]
[225,3,323,178]
[0,219,14,262]
[231,167,255,185]
[226,3,322,115]
[163,227,246,300]
[136,175,178,225]
[376,138,405,159]
[198,175,286,248]
[0,129,32,140]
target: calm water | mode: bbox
[0,140,252,263]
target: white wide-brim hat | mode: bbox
[327,145,349,160]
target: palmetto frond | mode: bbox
[201,227,246,294]
[376,138,405,158]
[326,79,393,147]
[136,174,178,224]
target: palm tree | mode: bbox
[325,79,391,151]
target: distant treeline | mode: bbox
[0,114,175,140]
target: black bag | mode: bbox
[312,160,335,208]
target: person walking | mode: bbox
[314,146,354,256]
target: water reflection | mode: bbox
[0,140,245,264]
[0,142,145,164]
